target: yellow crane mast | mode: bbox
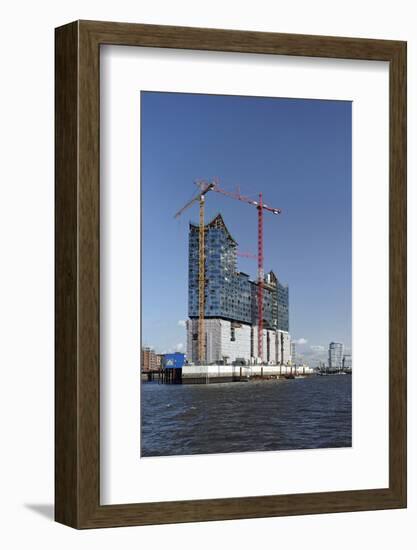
[174,182,214,363]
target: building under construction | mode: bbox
[186,213,290,365]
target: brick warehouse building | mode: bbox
[186,214,290,365]
[141,347,163,372]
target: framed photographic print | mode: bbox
[55,20,406,528]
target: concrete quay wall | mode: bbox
[181,364,314,383]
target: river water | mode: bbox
[141,375,351,457]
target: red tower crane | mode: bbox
[196,180,282,363]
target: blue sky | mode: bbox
[141,92,351,364]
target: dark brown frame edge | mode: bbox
[55,20,407,529]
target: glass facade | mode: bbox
[251,280,277,330]
[277,281,289,332]
[188,214,289,330]
[188,214,252,323]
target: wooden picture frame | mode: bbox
[55,20,407,528]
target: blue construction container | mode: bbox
[163,353,185,369]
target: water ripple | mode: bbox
[141,376,352,457]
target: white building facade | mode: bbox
[186,319,291,365]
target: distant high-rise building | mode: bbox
[328,342,344,370]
